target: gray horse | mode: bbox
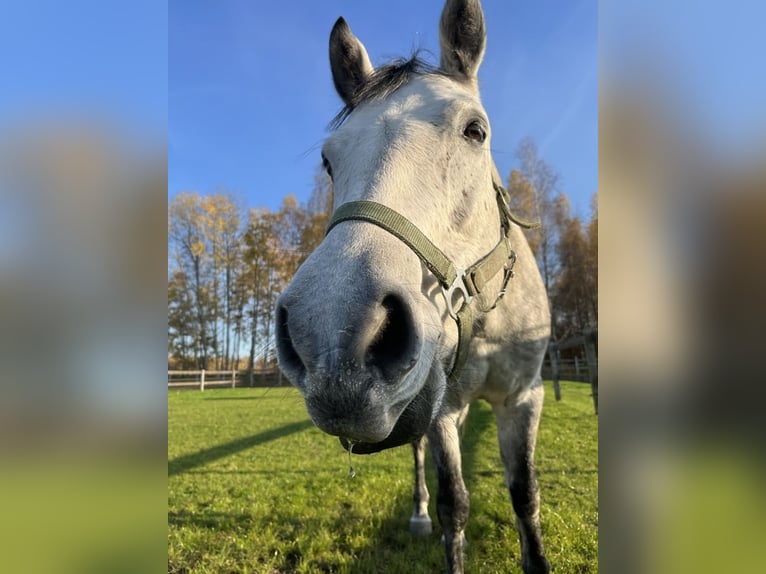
[276,1,551,572]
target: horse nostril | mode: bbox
[276,303,306,381]
[364,294,419,380]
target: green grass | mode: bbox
[168,381,598,573]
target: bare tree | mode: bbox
[168,269,195,368]
[169,192,210,368]
[200,192,242,370]
[515,137,561,298]
[507,168,541,256]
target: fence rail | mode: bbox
[540,358,596,382]
[544,329,598,414]
[168,369,238,391]
[168,368,284,390]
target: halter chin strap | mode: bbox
[325,164,538,383]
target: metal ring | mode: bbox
[443,270,473,320]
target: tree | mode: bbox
[300,165,334,262]
[507,137,565,338]
[200,192,242,369]
[507,168,541,256]
[167,163,343,374]
[242,207,276,382]
[506,138,598,340]
[168,269,195,368]
[551,193,598,337]
[169,190,246,370]
[586,192,598,324]
[169,192,210,368]
[515,136,561,301]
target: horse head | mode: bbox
[275,0,506,453]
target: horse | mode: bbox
[275,1,551,572]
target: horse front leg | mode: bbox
[410,435,433,535]
[493,380,550,574]
[429,411,470,574]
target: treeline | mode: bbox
[507,137,598,340]
[168,138,597,371]
[168,169,332,372]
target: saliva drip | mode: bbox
[347,440,356,479]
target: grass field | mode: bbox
[168,381,598,573]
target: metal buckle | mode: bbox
[444,270,473,320]
[480,249,516,312]
[495,250,516,303]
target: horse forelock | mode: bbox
[329,54,454,130]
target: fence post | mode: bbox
[584,331,598,414]
[200,369,206,392]
[575,356,580,378]
[549,342,561,401]
[231,369,236,388]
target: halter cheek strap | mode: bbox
[325,171,538,383]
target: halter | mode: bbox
[325,164,539,383]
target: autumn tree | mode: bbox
[506,137,564,338]
[301,165,334,261]
[200,192,242,369]
[167,164,342,374]
[507,168,541,256]
[586,192,598,324]
[169,192,211,368]
[242,207,276,381]
[168,269,195,368]
[229,250,251,371]
[550,192,598,337]
[169,190,245,370]
[506,138,598,340]
[514,136,561,300]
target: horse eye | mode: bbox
[322,155,333,179]
[464,121,486,144]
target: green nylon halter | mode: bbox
[325,167,538,383]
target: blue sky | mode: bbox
[0,0,167,137]
[169,0,598,217]
[601,0,766,161]
[1,1,762,220]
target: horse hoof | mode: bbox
[409,515,433,536]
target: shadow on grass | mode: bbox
[444,400,499,497]
[182,469,330,476]
[334,402,499,573]
[168,419,314,477]
[344,490,446,573]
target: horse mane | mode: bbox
[329,54,443,130]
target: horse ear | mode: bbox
[329,17,374,106]
[438,0,486,81]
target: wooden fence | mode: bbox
[168,369,283,390]
[542,329,598,414]
[168,370,237,391]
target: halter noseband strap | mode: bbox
[325,169,537,383]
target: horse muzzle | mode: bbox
[302,385,403,443]
[304,374,436,453]
[275,263,436,447]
